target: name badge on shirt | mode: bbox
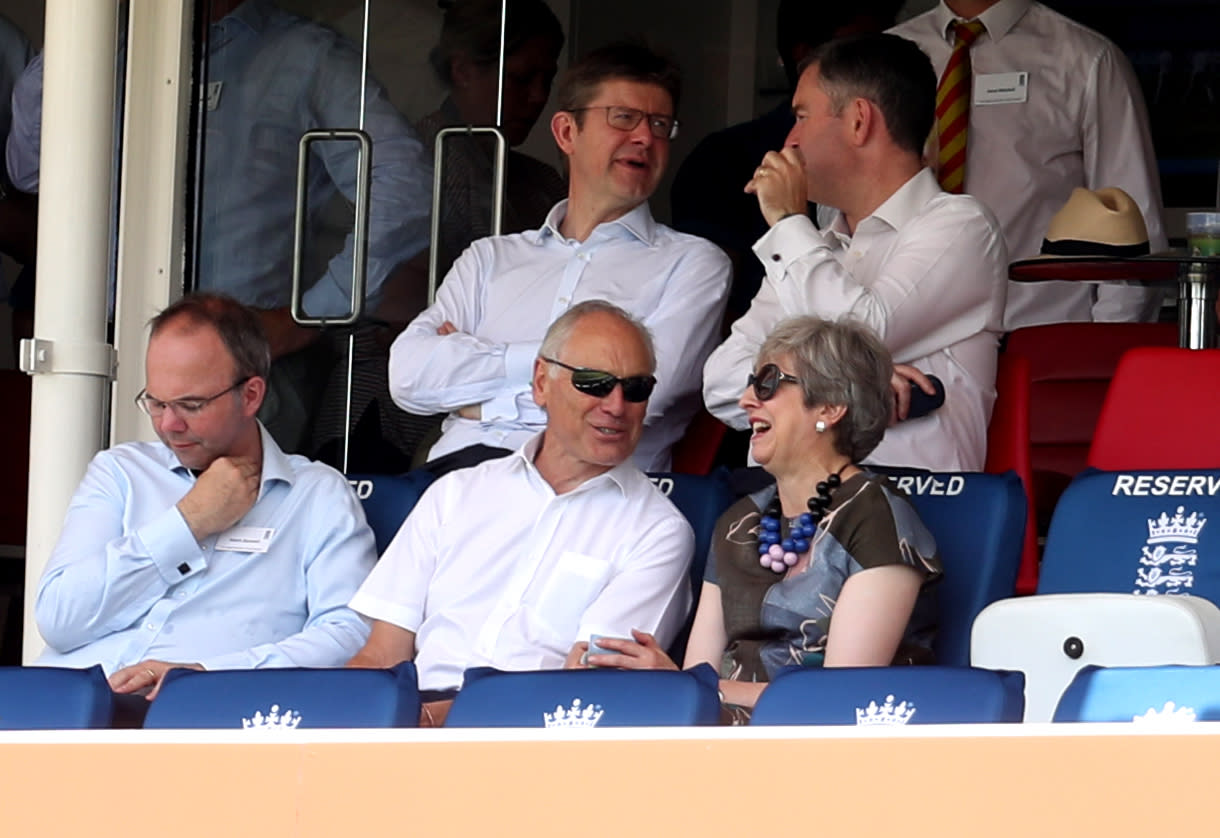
[973,72,1028,105]
[215,526,275,553]
[206,81,224,112]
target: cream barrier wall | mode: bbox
[0,725,1215,836]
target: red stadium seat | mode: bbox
[1089,347,1220,470]
[670,408,727,475]
[985,353,1038,594]
[1005,322,1178,532]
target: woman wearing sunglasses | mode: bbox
[586,316,942,720]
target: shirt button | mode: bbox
[177,591,187,599]
[145,622,156,631]
[771,253,781,262]
[559,297,569,305]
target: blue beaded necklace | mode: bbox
[758,464,850,573]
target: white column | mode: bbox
[21,1,122,662]
[111,0,192,446]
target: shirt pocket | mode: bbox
[531,551,613,639]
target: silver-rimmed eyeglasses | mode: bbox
[135,378,250,418]
[568,105,679,140]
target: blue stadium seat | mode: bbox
[973,468,1220,720]
[885,470,1026,666]
[647,470,736,662]
[0,665,113,729]
[750,665,1024,725]
[444,664,722,727]
[143,664,420,728]
[647,470,735,603]
[1054,664,1220,723]
[347,471,435,555]
[1038,468,1220,599]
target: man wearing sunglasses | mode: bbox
[703,33,1007,472]
[387,42,729,477]
[349,302,693,726]
[33,294,374,717]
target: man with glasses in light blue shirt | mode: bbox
[35,294,375,714]
[388,42,731,476]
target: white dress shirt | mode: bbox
[349,433,694,691]
[387,199,731,472]
[703,168,1007,472]
[891,0,1166,329]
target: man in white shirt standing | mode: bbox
[891,0,1165,329]
[388,42,730,476]
[349,301,694,726]
[703,33,1007,472]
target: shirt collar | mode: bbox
[934,0,1031,43]
[510,431,632,497]
[869,168,942,231]
[827,168,940,239]
[537,199,657,247]
[162,421,294,495]
[216,0,275,36]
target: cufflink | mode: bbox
[771,254,781,262]
[177,562,191,576]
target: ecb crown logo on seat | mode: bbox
[854,695,916,727]
[543,698,604,729]
[1134,507,1207,595]
[241,704,303,730]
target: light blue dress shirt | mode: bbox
[7,0,431,316]
[35,423,375,675]
[0,13,30,167]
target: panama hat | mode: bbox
[1010,187,1192,282]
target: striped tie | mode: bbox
[935,20,986,193]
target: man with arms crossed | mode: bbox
[36,294,374,706]
[388,42,730,475]
[349,301,694,725]
[703,33,1007,472]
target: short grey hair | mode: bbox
[539,300,657,373]
[757,316,893,461]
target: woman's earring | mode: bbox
[815,419,827,433]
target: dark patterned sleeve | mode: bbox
[829,479,943,582]
[703,495,759,587]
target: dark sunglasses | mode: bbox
[747,363,801,401]
[542,357,657,403]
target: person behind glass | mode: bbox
[6,0,434,455]
[585,316,942,721]
[310,0,570,473]
[418,0,567,281]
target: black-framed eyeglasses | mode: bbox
[542,357,657,403]
[135,378,250,418]
[568,105,679,140]
[747,363,801,401]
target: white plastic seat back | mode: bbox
[970,593,1220,721]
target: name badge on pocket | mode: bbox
[206,81,224,111]
[974,72,1028,105]
[215,526,275,553]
